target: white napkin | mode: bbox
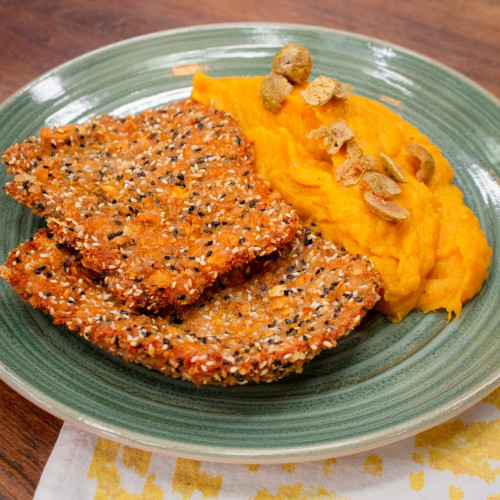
[34,388,499,499]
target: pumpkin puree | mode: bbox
[192,73,492,322]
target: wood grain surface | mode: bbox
[0,0,498,498]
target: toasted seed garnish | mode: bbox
[308,120,355,155]
[380,152,407,183]
[272,43,313,85]
[405,144,435,183]
[301,75,352,106]
[363,191,410,222]
[335,139,377,186]
[361,171,402,197]
[259,71,293,113]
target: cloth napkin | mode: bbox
[34,388,499,500]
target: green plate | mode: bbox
[0,23,499,462]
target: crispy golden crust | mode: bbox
[0,229,380,386]
[2,99,298,309]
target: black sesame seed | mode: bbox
[107,230,123,240]
[172,313,183,325]
[330,280,340,289]
[177,294,186,301]
[34,265,46,274]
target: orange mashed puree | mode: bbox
[192,73,492,322]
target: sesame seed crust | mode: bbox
[0,228,380,386]
[2,99,298,310]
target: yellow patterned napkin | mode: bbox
[34,388,499,499]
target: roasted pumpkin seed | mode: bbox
[380,152,407,182]
[405,144,435,183]
[362,171,402,196]
[363,191,410,221]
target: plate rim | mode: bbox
[1,357,498,463]
[0,22,499,463]
[1,22,499,109]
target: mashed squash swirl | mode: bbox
[192,73,492,322]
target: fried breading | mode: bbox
[2,99,298,310]
[0,228,380,386]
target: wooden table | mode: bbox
[0,1,498,498]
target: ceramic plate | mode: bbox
[0,23,498,463]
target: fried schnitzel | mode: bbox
[1,228,380,385]
[2,99,298,310]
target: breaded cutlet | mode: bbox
[0,228,380,386]
[2,99,298,310]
